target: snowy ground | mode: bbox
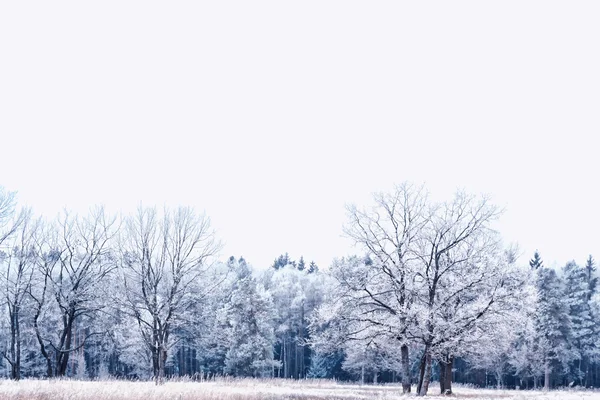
[0,378,599,400]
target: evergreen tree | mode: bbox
[585,255,597,300]
[272,253,294,270]
[298,256,306,271]
[306,351,330,378]
[534,267,573,389]
[563,261,596,385]
[530,251,544,270]
[307,261,319,274]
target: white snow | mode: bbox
[0,379,598,400]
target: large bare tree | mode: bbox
[117,206,221,384]
[412,191,519,396]
[341,182,428,394]
[332,184,519,396]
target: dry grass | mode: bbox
[0,378,599,400]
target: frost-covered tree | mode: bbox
[318,185,521,396]
[585,256,597,301]
[0,209,37,379]
[29,208,117,377]
[534,267,573,390]
[563,261,596,386]
[410,191,519,396]
[264,263,325,379]
[117,206,221,384]
[466,279,529,389]
[222,257,278,377]
[507,273,545,389]
[0,187,22,247]
[342,335,402,384]
[341,182,428,394]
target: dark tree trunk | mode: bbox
[9,305,21,380]
[419,351,432,396]
[439,356,454,395]
[14,309,21,380]
[417,346,432,397]
[56,314,74,376]
[152,345,159,383]
[401,344,411,393]
[439,360,446,394]
[34,309,53,377]
[416,353,426,395]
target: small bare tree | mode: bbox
[117,206,221,384]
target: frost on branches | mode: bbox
[0,183,599,397]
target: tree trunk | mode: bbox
[373,370,378,384]
[544,363,550,391]
[283,337,287,378]
[56,312,75,377]
[439,360,446,394]
[417,347,432,397]
[161,347,167,381]
[152,346,159,384]
[418,351,432,396]
[439,356,453,395]
[401,344,411,393]
[154,345,167,385]
[360,365,365,385]
[14,307,20,381]
[495,370,503,389]
[586,362,590,388]
[417,353,426,394]
[9,305,21,380]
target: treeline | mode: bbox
[0,184,599,397]
[0,186,327,383]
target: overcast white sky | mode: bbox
[1,1,598,269]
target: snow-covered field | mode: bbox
[0,379,599,400]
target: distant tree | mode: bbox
[307,261,319,274]
[507,276,544,389]
[272,253,293,270]
[585,255,597,300]
[535,267,573,390]
[223,258,278,377]
[563,261,597,386]
[297,256,305,271]
[306,351,329,378]
[530,251,544,270]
